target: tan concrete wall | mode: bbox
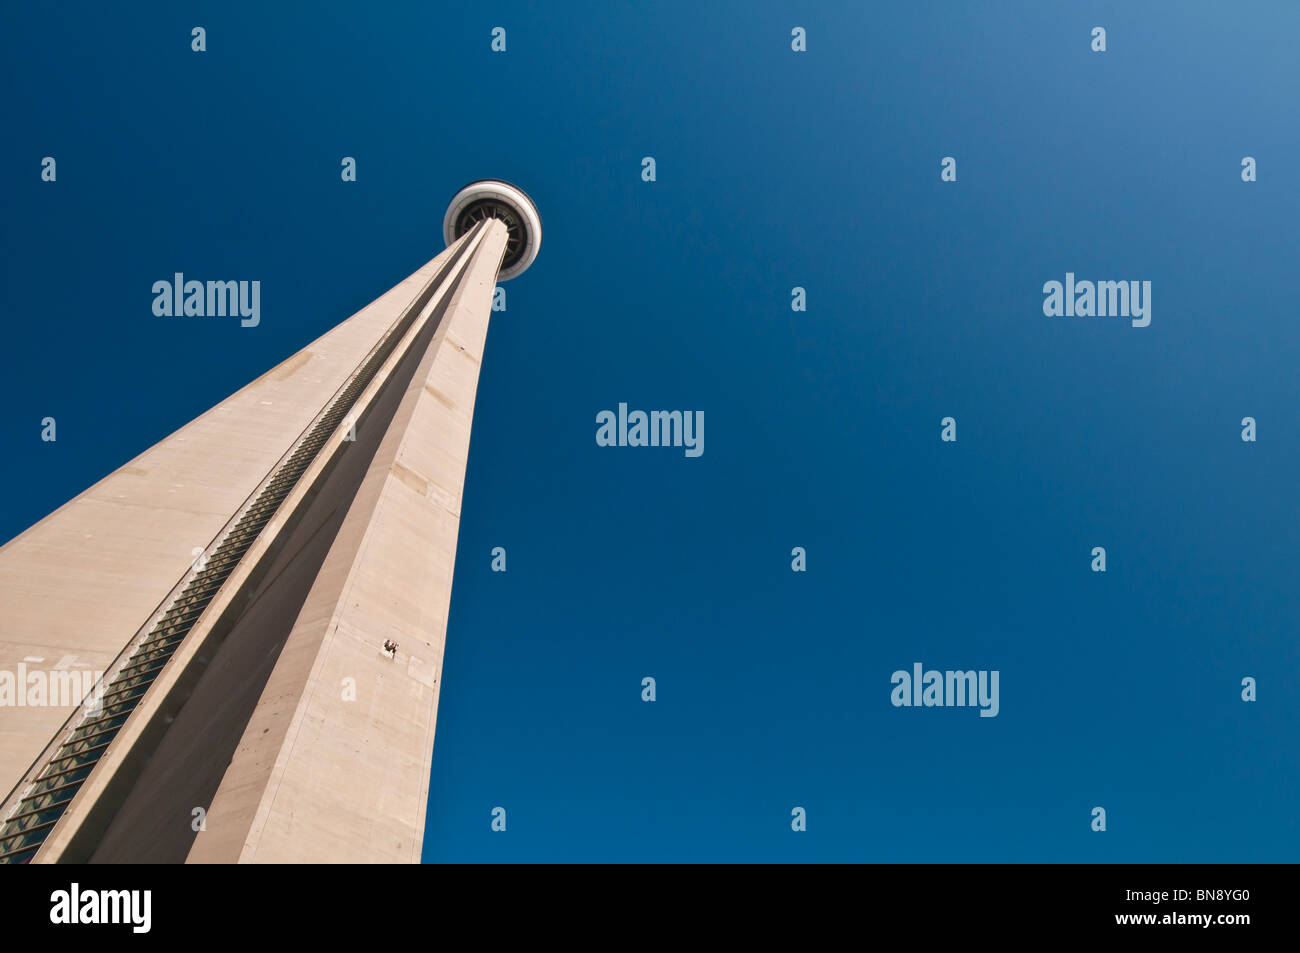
[186,221,507,863]
[84,245,471,861]
[0,237,473,804]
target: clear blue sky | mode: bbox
[2,1,1297,862]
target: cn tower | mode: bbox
[0,181,541,864]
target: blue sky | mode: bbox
[2,1,1297,861]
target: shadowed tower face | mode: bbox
[0,182,541,864]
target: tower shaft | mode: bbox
[0,219,508,863]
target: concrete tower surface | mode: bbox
[0,181,541,864]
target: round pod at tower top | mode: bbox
[442,179,542,281]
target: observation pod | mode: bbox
[442,179,542,281]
